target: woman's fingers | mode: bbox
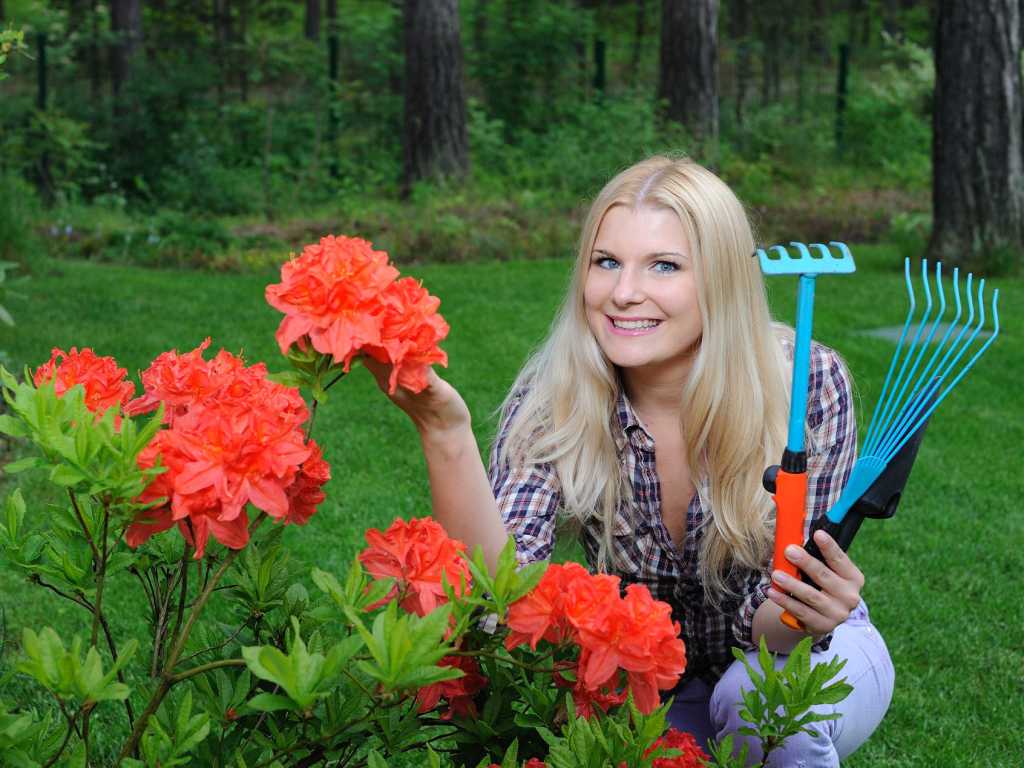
[771,534,865,633]
[770,569,850,626]
[359,355,394,394]
[765,585,832,636]
[812,529,866,589]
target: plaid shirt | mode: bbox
[489,341,858,684]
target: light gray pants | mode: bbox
[666,602,895,767]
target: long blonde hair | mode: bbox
[497,155,792,597]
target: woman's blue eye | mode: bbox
[594,256,619,269]
[652,260,679,273]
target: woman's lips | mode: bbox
[606,316,662,336]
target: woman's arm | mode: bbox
[361,358,509,570]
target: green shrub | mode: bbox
[0,171,43,271]
[887,211,932,261]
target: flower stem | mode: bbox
[170,657,246,684]
[116,544,244,764]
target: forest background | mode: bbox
[0,1,1022,766]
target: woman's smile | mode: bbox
[607,316,663,335]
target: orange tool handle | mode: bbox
[770,468,808,631]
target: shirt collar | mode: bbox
[614,389,656,452]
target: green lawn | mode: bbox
[0,247,1021,766]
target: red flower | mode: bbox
[505,562,617,650]
[363,277,449,394]
[124,337,216,423]
[575,585,686,714]
[415,655,487,720]
[569,674,628,719]
[358,517,471,616]
[644,728,709,768]
[283,441,330,526]
[33,347,135,420]
[506,566,686,716]
[125,345,327,558]
[524,761,548,768]
[265,235,448,394]
[265,235,398,369]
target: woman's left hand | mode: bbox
[766,529,865,637]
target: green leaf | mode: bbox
[3,488,26,540]
[49,464,87,487]
[3,456,41,474]
[366,750,388,768]
[0,414,26,437]
[500,738,519,768]
[246,693,299,713]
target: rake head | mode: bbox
[755,241,856,275]
[825,258,1001,525]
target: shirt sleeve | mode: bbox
[733,344,858,650]
[488,392,563,566]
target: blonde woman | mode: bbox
[365,156,894,765]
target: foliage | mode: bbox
[0,27,27,81]
[0,172,43,271]
[887,211,932,261]
[731,637,853,763]
[842,36,933,189]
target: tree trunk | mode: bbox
[238,0,249,102]
[658,0,719,145]
[730,0,750,127]
[928,0,1023,272]
[629,0,647,84]
[473,0,489,64]
[214,0,230,104]
[402,0,470,189]
[110,0,142,97]
[89,0,100,98]
[326,0,340,177]
[305,0,321,41]
[757,7,782,104]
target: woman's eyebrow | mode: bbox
[592,248,686,259]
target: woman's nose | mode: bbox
[611,269,643,306]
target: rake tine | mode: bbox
[873,262,952,458]
[790,241,812,258]
[866,259,937,455]
[880,283,999,463]
[875,266,964,459]
[863,258,917,452]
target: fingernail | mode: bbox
[785,545,801,558]
[772,570,788,583]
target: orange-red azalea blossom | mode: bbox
[34,347,135,420]
[358,517,472,616]
[125,344,328,558]
[265,235,448,393]
[506,564,686,715]
[644,728,709,768]
[415,655,487,720]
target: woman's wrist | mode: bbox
[417,416,475,459]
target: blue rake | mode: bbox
[800,257,1001,574]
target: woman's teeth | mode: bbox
[612,319,660,330]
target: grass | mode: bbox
[0,247,1021,766]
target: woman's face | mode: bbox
[583,204,702,380]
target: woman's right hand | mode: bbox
[360,356,472,438]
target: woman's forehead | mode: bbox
[593,205,690,254]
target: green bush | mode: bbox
[843,37,933,188]
[887,211,932,261]
[0,171,43,271]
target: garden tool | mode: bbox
[795,259,1000,608]
[755,241,856,631]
